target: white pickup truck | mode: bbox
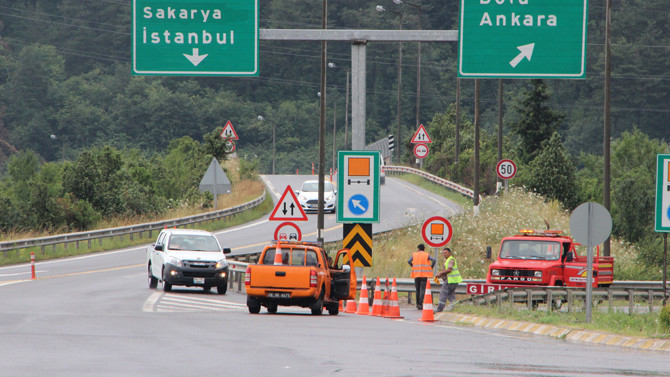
[146,228,231,294]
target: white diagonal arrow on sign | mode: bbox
[351,199,366,211]
[509,43,535,68]
[184,48,208,66]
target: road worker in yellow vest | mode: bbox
[435,247,463,312]
[407,244,436,310]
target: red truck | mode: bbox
[469,229,614,295]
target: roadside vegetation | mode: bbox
[350,181,668,339]
[0,157,271,266]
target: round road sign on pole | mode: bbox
[413,143,429,159]
[570,202,612,248]
[496,159,517,180]
[569,201,612,324]
[421,216,453,248]
[273,221,302,242]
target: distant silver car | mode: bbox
[296,180,337,213]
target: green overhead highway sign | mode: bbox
[132,0,258,76]
[458,0,588,78]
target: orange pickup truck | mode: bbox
[245,241,356,315]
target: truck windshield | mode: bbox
[262,248,319,266]
[168,235,221,252]
[499,240,561,260]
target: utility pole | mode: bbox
[317,0,327,245]
[603,0,612,256]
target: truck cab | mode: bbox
[486,230,614,288]
[245,241,356,315]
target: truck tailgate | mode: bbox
[249,265,312,290]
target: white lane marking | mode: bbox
[0,245,146,272]
[143,291,163,312]
[143,292,247,312]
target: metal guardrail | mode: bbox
[384,165,481,202]
[0,191,266,256]
[226,260,669,313]
[469,286,669,313]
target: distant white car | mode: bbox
[146,228,231,294]
[296,180,337,213]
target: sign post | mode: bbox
[496,159,517,192]
[337,151,381,223]
[459,0,588,78]
[570,202,612,323]
[654,154,670,304]
[421,216,453,274]
[132,0,259,76]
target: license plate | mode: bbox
[194,277,205,284]
[268,292,290,299]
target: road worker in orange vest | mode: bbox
[407,243,436,310]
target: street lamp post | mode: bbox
[376,5,403,164]
[50,134,65,161]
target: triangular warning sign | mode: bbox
[269,185,308,221]
[220,120,239,140]
[410,124,431,144]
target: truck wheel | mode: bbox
[311,292,325,315]
[327,302,339,315]
[267,302,278,314]
[247,297,261,314]
[217,282,228,295]
[148,264,158,289]
[162,267,172,292]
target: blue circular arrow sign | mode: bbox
[348,194,369,215]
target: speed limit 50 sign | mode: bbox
[496,159,517,180]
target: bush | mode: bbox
[661,305,670,330]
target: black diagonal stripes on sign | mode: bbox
[343,223,372,267]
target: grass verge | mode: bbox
[1,186,272,267]
[453,304,669,339]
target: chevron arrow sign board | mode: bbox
[343,223,373,267]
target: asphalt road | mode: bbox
[1,176,669,376]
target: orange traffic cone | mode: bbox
[345,277,359,313]
[273,242,283,265]
[380,278,391,317]
[384,278,403,319]
[345,292,358,313]
[356,276,370,315]
[371,277,384,316]
[418,280,436,322]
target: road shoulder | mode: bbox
[435,312,670,353]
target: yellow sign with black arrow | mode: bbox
[343,223,372,267]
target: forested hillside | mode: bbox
[0,0,669,269]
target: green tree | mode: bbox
[157,136,211,202]
[202,126,231,161]
[508,80,566,165]
[524,132,579,209]
[63,146,127,216]
[610,128,666,243]
[1,44,65,155]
